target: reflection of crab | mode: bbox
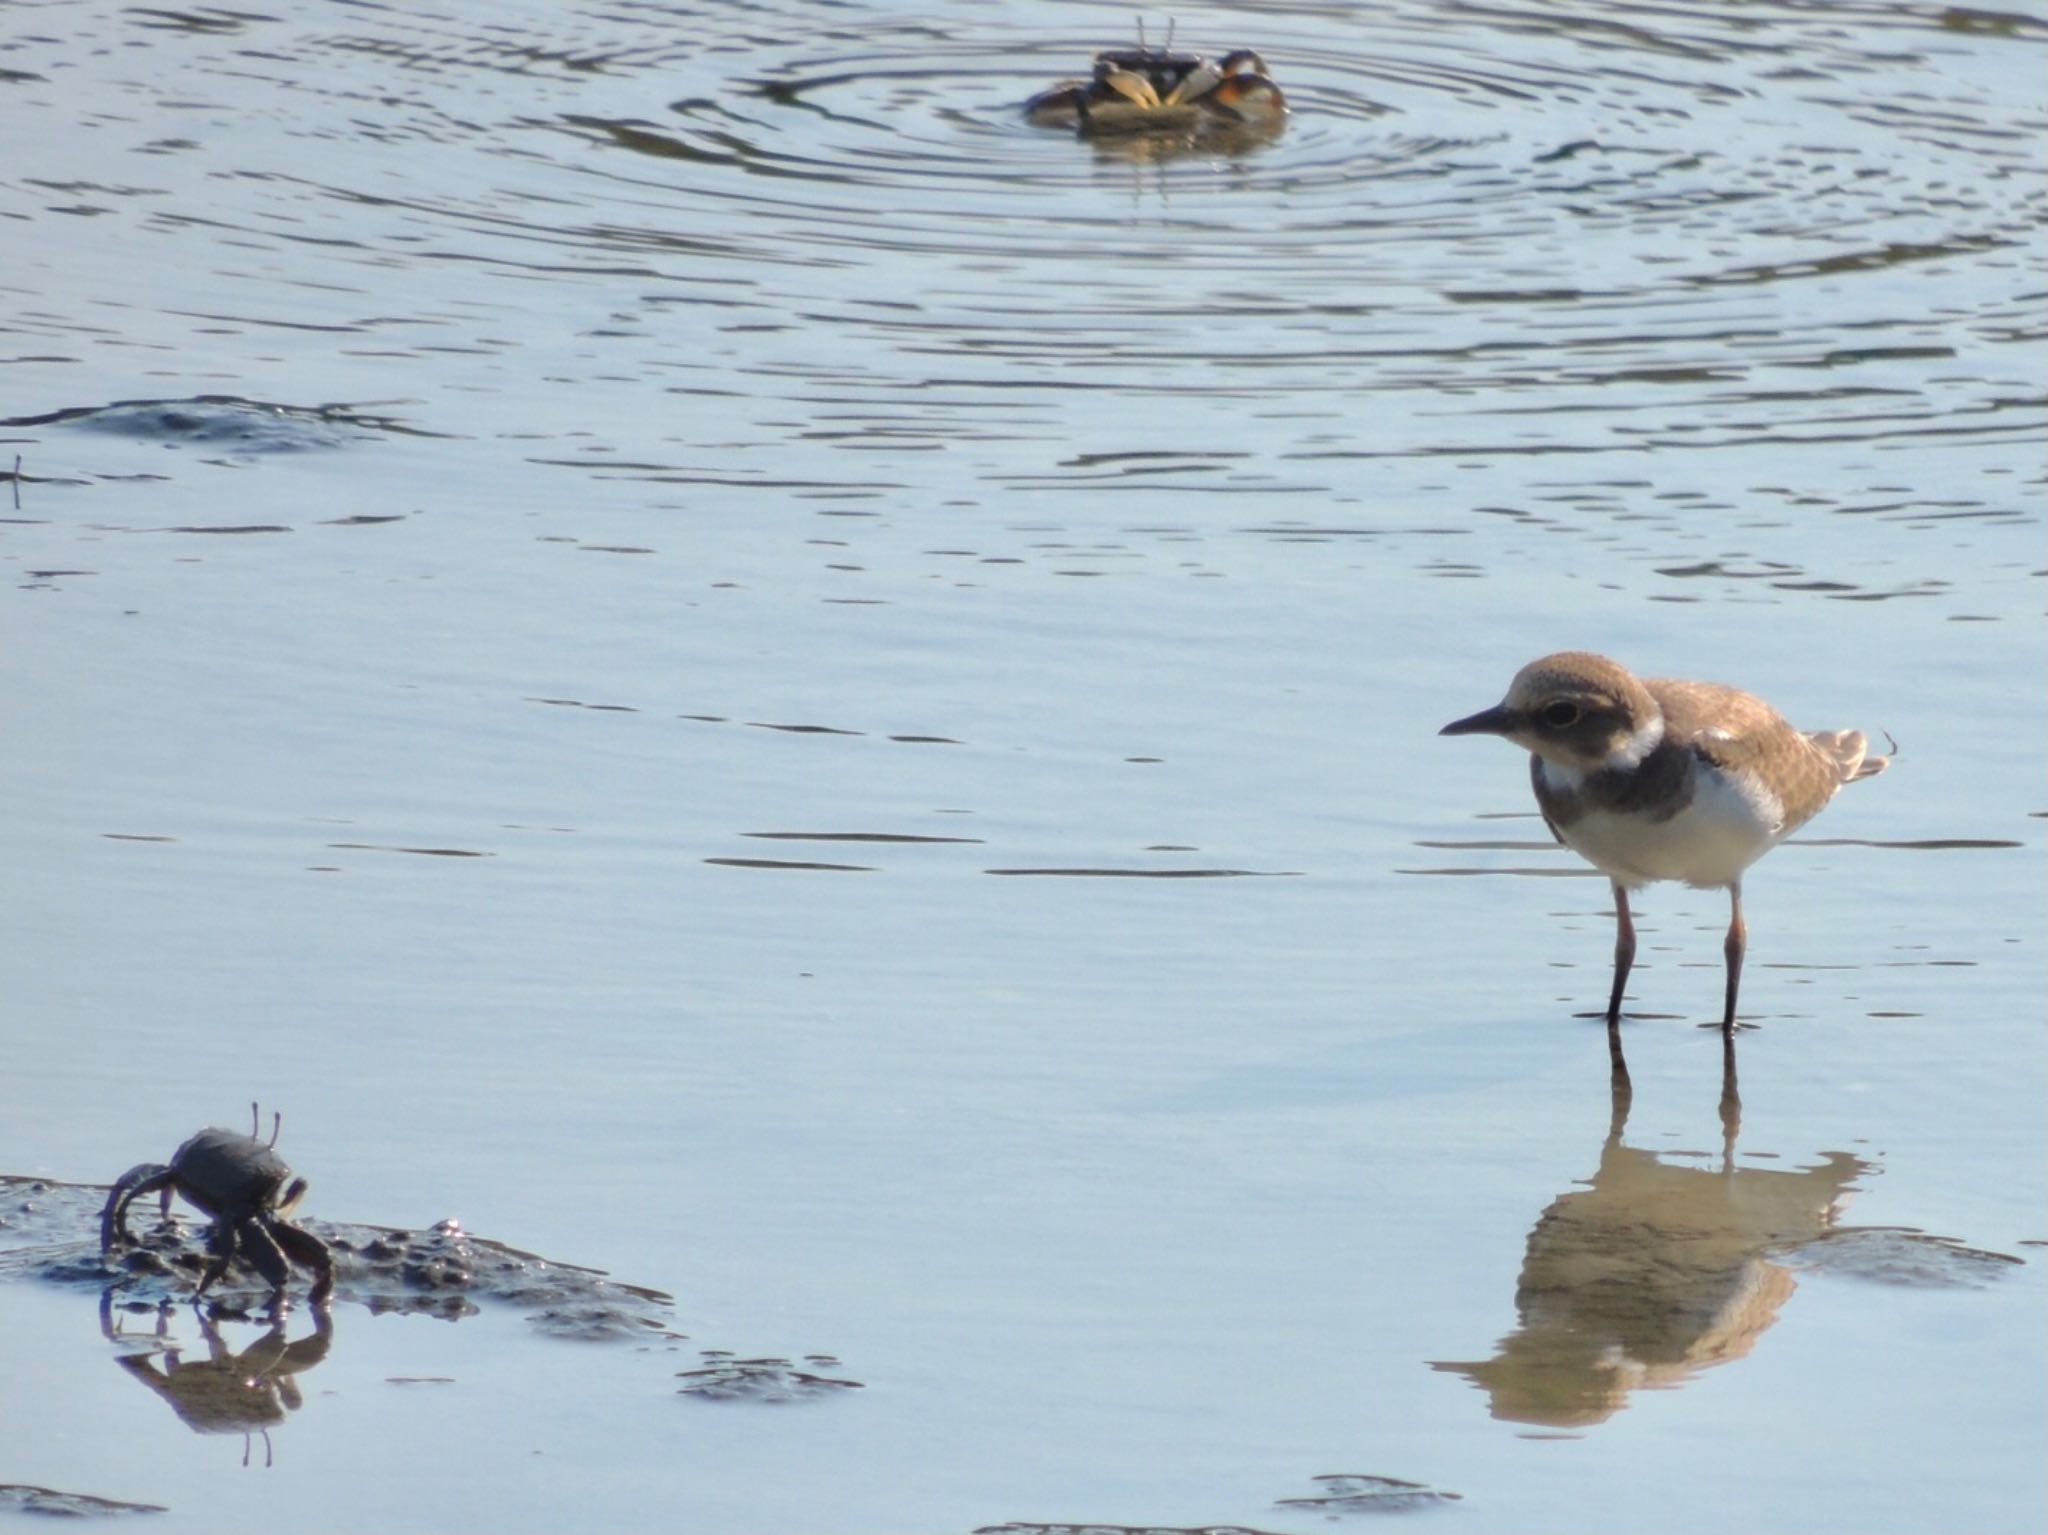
[1025,43,1286,135]
[100,1112,335,1306]
[100,1292,333,1466]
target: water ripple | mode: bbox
[4,0,2041,564]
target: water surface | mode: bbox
[2,1,2042,1531]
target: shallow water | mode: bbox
[2,1,2043,1531]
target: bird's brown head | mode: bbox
[1440,651,1663,771]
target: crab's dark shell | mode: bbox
[1091,45,1204,91]
[100,1127,333,1304]
[166,1129,308,1221]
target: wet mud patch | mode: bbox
[1772,1226,2027,1288]
[0,1175,673,1340]
[1274,1473,1464,1514]
[0,396,413,454]
[979,1471,1462,1535]
[4,1174,863,1418]
[676,1351,864,1403]
[0,1483,167,1517]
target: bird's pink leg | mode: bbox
[1607,882,1635,1025]
[1721,879,1746,1032]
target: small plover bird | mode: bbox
[1440,652,1889,1031]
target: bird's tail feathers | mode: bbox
[1808,728,1892,783]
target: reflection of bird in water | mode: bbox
[1432,1038,1870,1427]
[100,1293,333,1466]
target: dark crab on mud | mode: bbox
[1024,40,1286,135]
[100,1108,334,1306]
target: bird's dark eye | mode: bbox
[1541,701,1581,728]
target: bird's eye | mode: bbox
[1541,701,1581,728]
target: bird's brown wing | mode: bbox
[1648,677,1860,832]
[1647,679,1782,769]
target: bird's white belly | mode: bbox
[1555,767,1785,889]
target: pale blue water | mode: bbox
[2,1,2042,1531]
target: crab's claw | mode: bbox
[1163,61,1222,107]
[1095,68,1163,109]
[100,1163,174,1254]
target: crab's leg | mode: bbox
[271,1221,336,1306]
[194,1218,241,1295]
[234,1219,293,1294]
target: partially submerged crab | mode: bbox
[1024,42,1286,134]
[100,1109,334,1306]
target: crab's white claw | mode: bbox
[1163,62,1222,106]
[1097,68,1162,109]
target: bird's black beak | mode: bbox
[1440,703,1521,737]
